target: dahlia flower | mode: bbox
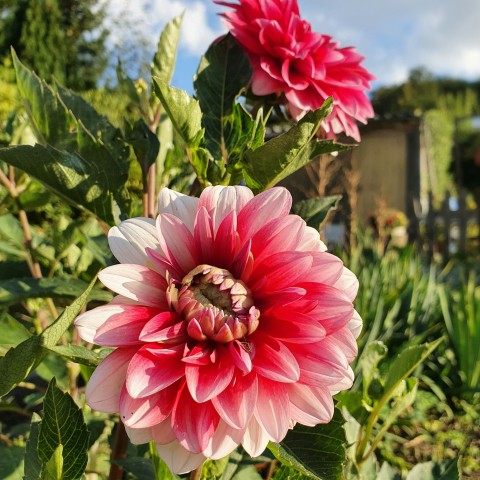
[75,186,362,474]
[216,0,375,141]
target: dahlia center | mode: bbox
[169,265,260,343]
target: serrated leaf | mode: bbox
[25,413,43,480]
[152,14,183,84]
[38,378,89,480]
[0,278,97,397]
[292,196,342,230]
[243,100,349,192]
[5,53,131,225]
[194,34,252,162]
[41,276,97,347]
[45,345,112,367]
[152,79,203,146]
[0,276,111,307]
[269,408,346,480]
[0,335,45,398]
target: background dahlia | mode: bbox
[75,186,362,474]
[216,0,375,141]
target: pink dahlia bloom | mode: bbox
[216,0,375,141]
[75,186,362,474]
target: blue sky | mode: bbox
[107,0,480,93]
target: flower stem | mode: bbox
[190,465,203,480]
[108,421,129,480]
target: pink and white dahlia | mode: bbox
[75,186,362,474]
[216,0,375,141]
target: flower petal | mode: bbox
[212,372,257,429]
[171,384,220,453]
[155,441,206,474]
[86,348,135,413]
[126,344,184,398]
[254,377,289,442]
[93,305,159,346]
[242,415,270,457]
[185,346,235,403]
[287,383,334,426]
[108,218,158,266]
[157,188,198,233]
[252,334,300,383]
[99,265,168,309]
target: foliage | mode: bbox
[0,9,478,480]
[0,0,109,90]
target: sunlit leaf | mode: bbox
[38,378,89,480]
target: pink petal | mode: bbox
[287,383,334,426]
[125,426,153,444]
[252,333,300,383]
[108,218,159,266]
[250,215,305,264]
[347,310,363,339]
[193,207,215,264]
[248,251,313,293]
[333,266,359,301]
[171,384,220,453]
[202,419,245,459]
[237,187,292,243]
[139,311,186,344]
[228,340,253,373]
[86,348,135,413]
[119,382,178,428]
[126,344,184,398]
[155,441,206,474]
[157,188,199,233]
[93,305,159,346]
[99,265,168,309]
[254,377,289,442]
[152,416,176,445]
[261,314,326,344]
[156,213,198,275]
[328,326,358,362]
[304,251,345,285]
[198,185,253,233]
[242,415,270,457]
[297,226,328,252]
[212,372,258,429]
[185,346,235,403]
[213,211,238,270]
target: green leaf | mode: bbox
[0,311,32,346]
[0,335,45,398]
[0,276,111,307]
[45,345,112,367]
[405,459,459,480]
[41,276,97,347]
[243,100,349,192]
[194,34,252,162]
[126,119,160,174]
[0,214,24,246]
[359,341,388,399]
[38,378,89,480]
[25,413,43,480]
[269,408,346,480]
[152,79,203,146]
[382,339,443,397]
[152,14,183,84]
[0,445,24,480]
[292,196,342,230]
[5,53,131,225]
[41,445,63,480]
[114,458,156,480]
[0,277,97,397]
[202,456,230,479]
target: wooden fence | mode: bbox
[421,189,479,258]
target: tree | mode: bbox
[0,0,109,90]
